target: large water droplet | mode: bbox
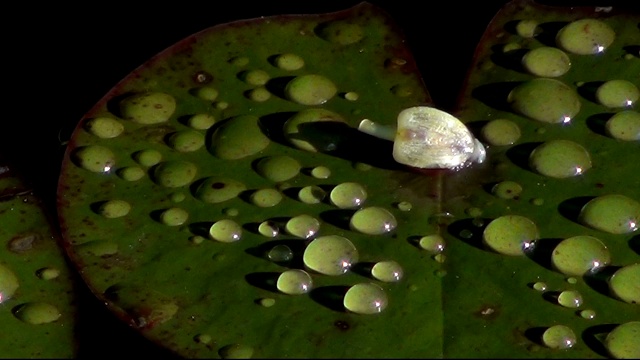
[508,78,581,123]
[556,18,615,55]
[285,214,320,239]
[605,321,640,359]
[84,117,124,139]
[606,110,640,141]
[255,155,301,182]
[481,118,521,146]
[209,219,243,243]
[482,215,539,256]
[330,182,367,209]
[521,46,571,77]
[350,207,397,235]
[0,263,19,303]
[151,161,198,188]
[285,74,337,105]
[529,139,592,178]
[268,244,293,262]
[371,260,403,282]
[194,177,246,204]
[209,115,270,160]
[277,269,313,295]
[596,80,640,108]
[551,235,611,276]
[579,194,640,234]
[283,108,346,152]
[13,302,61,324]
[609,263,639,304]
[72,145,116,173]
[343,283,388,314]
[303,235,358,275]
[542,324,577,349]
[119,92,176,124]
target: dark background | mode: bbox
[3,0,636,357]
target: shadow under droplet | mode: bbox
[188,221,213,237]
[576,81,605,104]
[350,261,375,279]
[524,326,547,346]
[309,285,349,312]
[258,111,297,147]
[586,113,613,138]
[525,238,563,271]
[505,142,541,172]
[244,239,307,268]
[582,323,618,358]
[630,235,640,255]
[245,272,281,293]
[583,265,620,299]
[490,45,528,73]
[534,21,569,47]
[447,218,489,251]
[320,209,357,231]
[558,196,595,224]
[471,81,520,113]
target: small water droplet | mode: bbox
[492,180,523,200]
[605,110,640,141]
[533,281,547,291]
[298,185,327,204]
[609,263,639,304]
[330,182,367,209]
[117,166,145,181]
[274,53,304,71]
[36,267,60,280]
[194,333,212,344]
[481,118,521,146]
[166,130,205,152]
[209,115,270,160]
[316,21,364,45]
[542,324,577,349]
[259,298,276,308]
[77,240,118,256]
[343,283,388,314]
[84,117,125,139]
[255,155,301,182]
[229,56,249,67]
[187,113,216,130]
[285,214,320,239]
[551,235,610,276]
[350,206,397,235]
[219,343,254,359]
[522,46,571,77]
[556,18,615,55]
[160,207,189,226]
[579,194,640,234]
[193,86,219,101]
[246,86,271,102]
[596,80,640,108]
[239,69,270,86]
[515,19,539,38]
[580,309,596,320]
[285,74,337,105]
[605,321,640,359]
[268,244,293,263]
[194,177,246,204]
[419,234,446,253]
[209,219,242,243]
[277,269,313,295]
[344,91,359,101]
[72,145,116,173]
[434,253,447,263]
[310,166,331,179]
[250,188,283,208]
[119,92,176,125]
[133,149,162,167]
[303,235,358,276]
[371,260,403,282]
[189,235,205,245]
[508,78,581,123]
[529,139,592,178]
[558,290,583,308]
[97,199,131,218]
[396,201,412,211]
[258,221,279,238]
[0,264,19,303]
[483,215,539,256]
[13,302,61,324]
[151,161,198,188]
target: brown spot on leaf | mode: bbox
[8,232,41,253]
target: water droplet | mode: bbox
[390,84,413,97]
[97,199,131,218]
[285,214,320,239]
[530,198,545,206]
[77,240,118,256]
[12,302,61,324]
[466,207,483,217]
[119,92,176,124]
[250,188,283,208]
[515,19,539,38]
[343,283,388,314]
[209,219,243,243]
[350,206,397,235]
[117,166,145,181]
[259,298,276,307]
[558,290,583,308]
[229,56,249,67]
[580,309,596,320]
[193,177,246,204]
[371,260,403,282]
[481,118,521,146]
[193,86,219,101]
[151,161,198,188]
[609,263,639,304]
[482,215,539,256]
[72,145,116,173]
[316,21,364,45]
[492,180,523,200]
[194,333,212,344]
[190,235,205,245]
[310,166,331,179]
[596,80,640,108]
[255,155,301,182]
[551,235,610,276]
[556,18,615,55]
[133,149,162,167]
[303,235,358,276]
[344,91,359,101]
[522,46,571,77]
[529,139,592,178]
[160,207,189,226]
[533,281,547,291]
[605,110,640,141]
[285,74,337,105]
[329,182,367,209]
[209,115,270,160]
[170,192,185,203]
[246,86,271,102]
[508,78,581,123]
[258,221,279,238]
[36,267,60,280]
[268,244,293,262]
[542,324,577,349]
[166,130,205,152]
[224,207,239,217]
[277,269,313,295]
[216,101,229,110]
[0,263,19,303]
[187,113,216,130]
[84,117,124,138]
[605,321,640,359]
[566,277,578,284]
[219,343,254,359]
[283,108,346,152]
[239,69,270,86]
[298,185,327,204]
[419,234,446,253]
[396,201,412,211]
[434,253,447,263]
[579,194,640,234]
[274,53,304,71]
